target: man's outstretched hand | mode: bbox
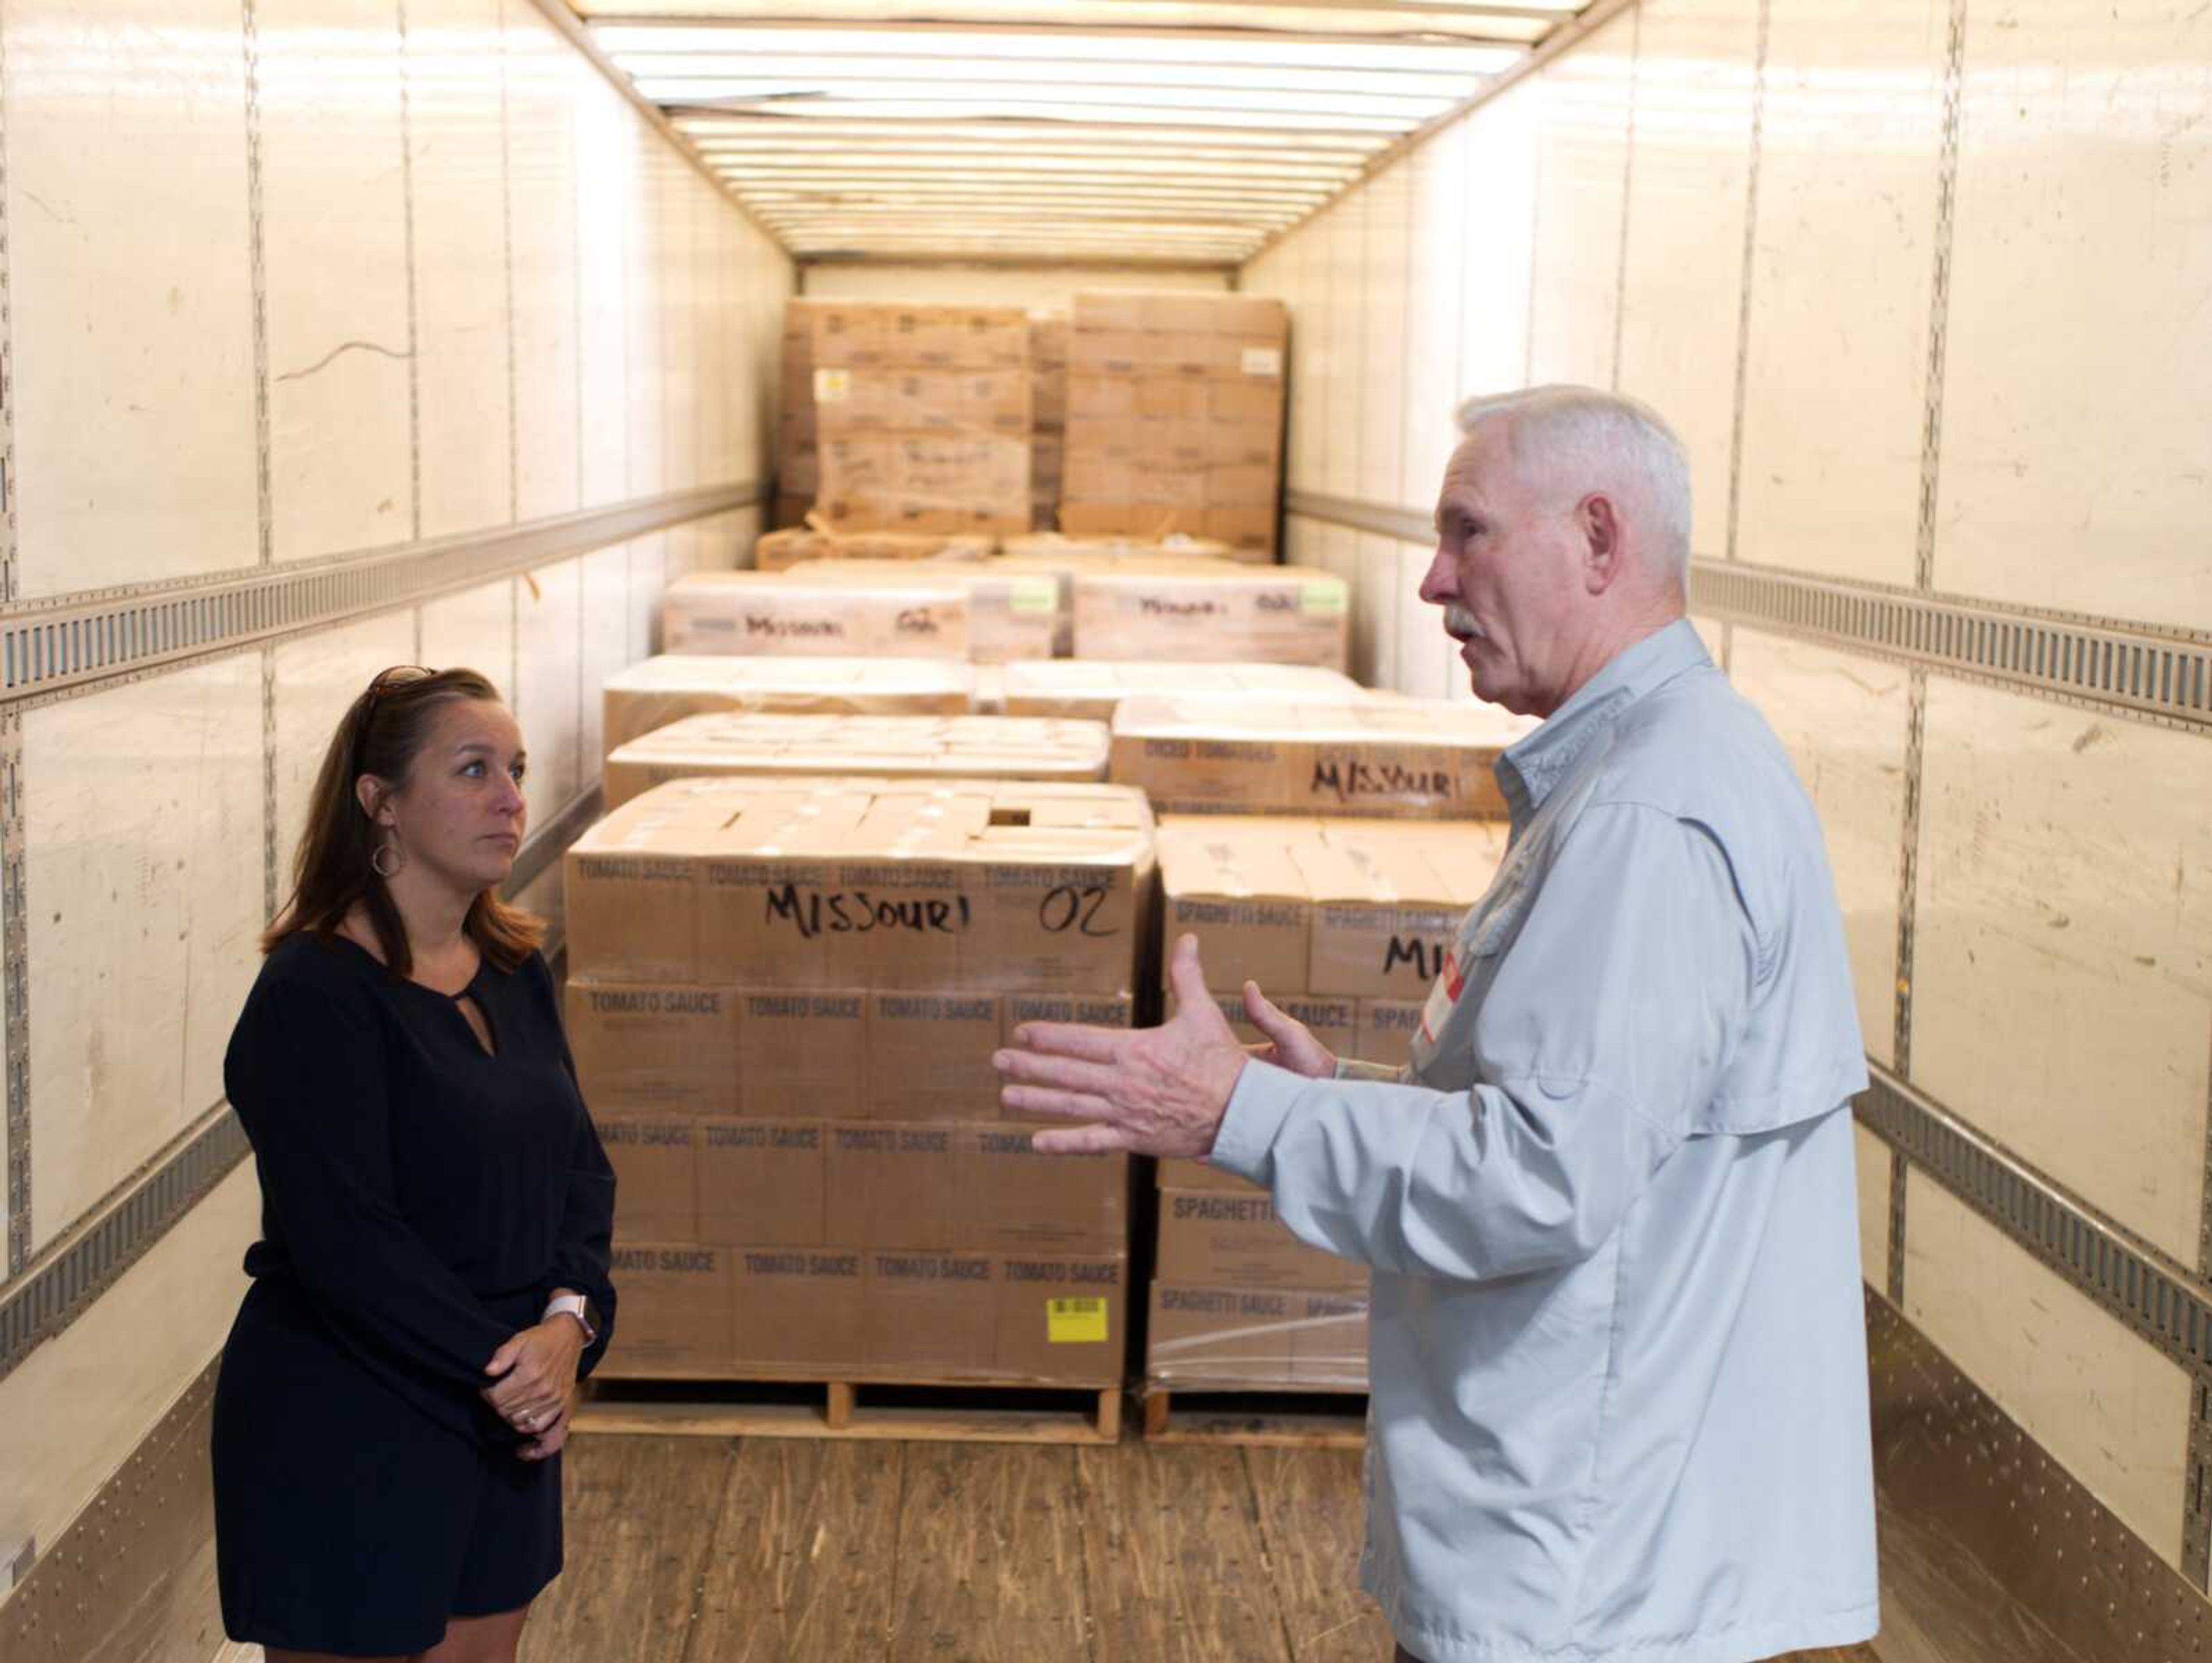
[996,934,1253,1157]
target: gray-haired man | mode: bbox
[996,387,1880,1663]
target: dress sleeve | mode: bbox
[1210,802,1755,1281]
[534,956,619,1378]
[226,971,518,1427]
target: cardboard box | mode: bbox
[661,569,973,660]
[753,525,993,572]
[824,1122,1125,1252]
[961,1127,1128,1252]
[1111,696,1534,817]
[1156,815,1507,995]
[779,556,1063,664]
[824,1123,966,1248]
[1143,1282,1364,1388]
[603,713,1111,807]
[811,304,1032,533]
[740,990,870,1118]
[999,661,1361,725]
[1156,1156,1259,1193]
[1070,565,1349,669]
[862,1250,999,1374]
[566,778,1154,993]
[699,1120,827,1245]
[1302,839,1478,999]
[868,991,1003,1119]
[730,1247,867,1372]
[567,980,741,1116]
[1157,818,1312,993]
[995,1253,1126,1382]
[1154,1187,1365,1289]
[860,1251,1127,1384]
[603,657,977,756]
[603,1243,733,1375]
[1355,999,1426,1071]
[599,1116,698,1242]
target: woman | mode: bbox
[213,665,618,1663]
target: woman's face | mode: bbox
[374,698,529,895]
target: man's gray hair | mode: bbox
[1453,385,1692,581]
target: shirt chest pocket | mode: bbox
[1464,863,1536,959]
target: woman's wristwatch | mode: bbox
[543,1291,599,1346]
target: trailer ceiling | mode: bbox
[566,1,1600,266]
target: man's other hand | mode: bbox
[995,933,1248,1157]
[1242,982,1336,1079]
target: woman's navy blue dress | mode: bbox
[211,932,617,1657]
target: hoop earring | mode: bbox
[370,839,404,880]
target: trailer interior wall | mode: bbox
[797,263,1233,308]
[0,0,790,1638]
[1245,0,2212,1588]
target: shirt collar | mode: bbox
[1494,618,1711,829]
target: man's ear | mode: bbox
[1580,493,1624,595]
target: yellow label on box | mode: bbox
[813,367,851,403]
[1047,1297,1109,1344]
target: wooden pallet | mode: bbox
[575,1374,1123,1445]
[1138,1383,1368,1449]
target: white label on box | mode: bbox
[1240,347,1283,379]
[813,368,851,403]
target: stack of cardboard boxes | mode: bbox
[1062,292,1287,560]
[752,524,992,573]
[600,657,978,756]
[1145,816,1509,1393]
[664,555,1355,672]
[566,776,1154,1387]
[811,303,1033,536]
[1109,694,1536,817]
[603,712,1112,807]
[999,661,1361,724]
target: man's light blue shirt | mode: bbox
[1212,619,1879,1663]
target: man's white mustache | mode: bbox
[1444,604,1483,639]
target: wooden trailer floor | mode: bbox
[514,1431,1881,1663]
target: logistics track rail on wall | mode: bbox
[1858,1066,2212,1374]
[0,481,760,712]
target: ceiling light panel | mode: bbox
[578,1,1565,40]
[594,24,1524,73]
[575,1,1589,260]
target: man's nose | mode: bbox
[1418,543,1457,605]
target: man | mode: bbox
[995,386,1879,1663]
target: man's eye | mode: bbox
[461,760,484,778]
[510,763,527,783]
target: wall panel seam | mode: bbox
[397,0,423,544]
[1607,2,1641,395]
[2,713,22,1280]
[0,0,20,1279]
[1722,0,1770,571]
[499,0,521,533]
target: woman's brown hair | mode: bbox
[263,665,543,978]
